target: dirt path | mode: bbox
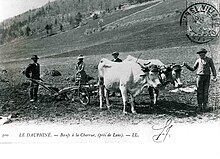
[103,0,163,28]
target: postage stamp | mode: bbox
[180,2,220,43]
[0,0,220,157]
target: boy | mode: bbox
[184,48,217,111]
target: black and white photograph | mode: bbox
[0,0,220,158]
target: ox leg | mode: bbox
[153,89,159,105]
[149,87,154,105]
[105,89,111,109]
[99,85,104,109]
[149,87,159,105]
[120,86,129,114]
[130,94,137,114]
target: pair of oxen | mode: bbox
[98,55,183,114]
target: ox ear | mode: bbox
[137,62,150,73]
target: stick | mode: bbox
[28,78,58,94]
[136,53,142,63]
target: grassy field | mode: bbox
[0,0,187,62]
[0,0,219,125]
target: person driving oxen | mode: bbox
[25,55,41,102]
[110,51,122,97]
[75,54,88,84]
[111,51,122,62]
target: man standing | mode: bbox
[25,55,41,102]
[110,51,122,97]
[111,51,122,62]
[184,48,217,111]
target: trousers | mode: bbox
[30,81,39,100]
[196,75,210,105]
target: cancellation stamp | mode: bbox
[180,2,220,43]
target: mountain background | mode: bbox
[0,0,149,44]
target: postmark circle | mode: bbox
[180,2,220,44]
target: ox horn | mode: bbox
[138,62,151,73]
[137,62,151,68]
[180,62,185,68]
[137,62,151,69]
[143,62,151,66]
[137,62,145,69]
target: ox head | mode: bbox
[139,63,162,89]
[171,64,183,88]
[163,64,183,88]
[98,58,111,78]
[98,58,115,70]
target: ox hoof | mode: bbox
[107,105,112,110]
[123,111,129,115]
[131,110,137,114]
[150,101,158,106]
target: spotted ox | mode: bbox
[98,58,162,114]
[124,55,183,105]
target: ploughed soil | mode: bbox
[0,51,219,126]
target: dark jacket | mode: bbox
[25,63,40,79]
[112,58,122,62]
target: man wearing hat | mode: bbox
[112,51,122,62]
[110,51,122,97]
[184,48,217,111]
[75,54,88,83]
[25,55,41,102]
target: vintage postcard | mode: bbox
[0,0,219,157]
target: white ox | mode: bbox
[124,55,183,105]
[98,58,162,114]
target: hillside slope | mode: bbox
[0,0,218,63]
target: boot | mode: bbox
[196,104,203,112]
[203,103,210,112]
